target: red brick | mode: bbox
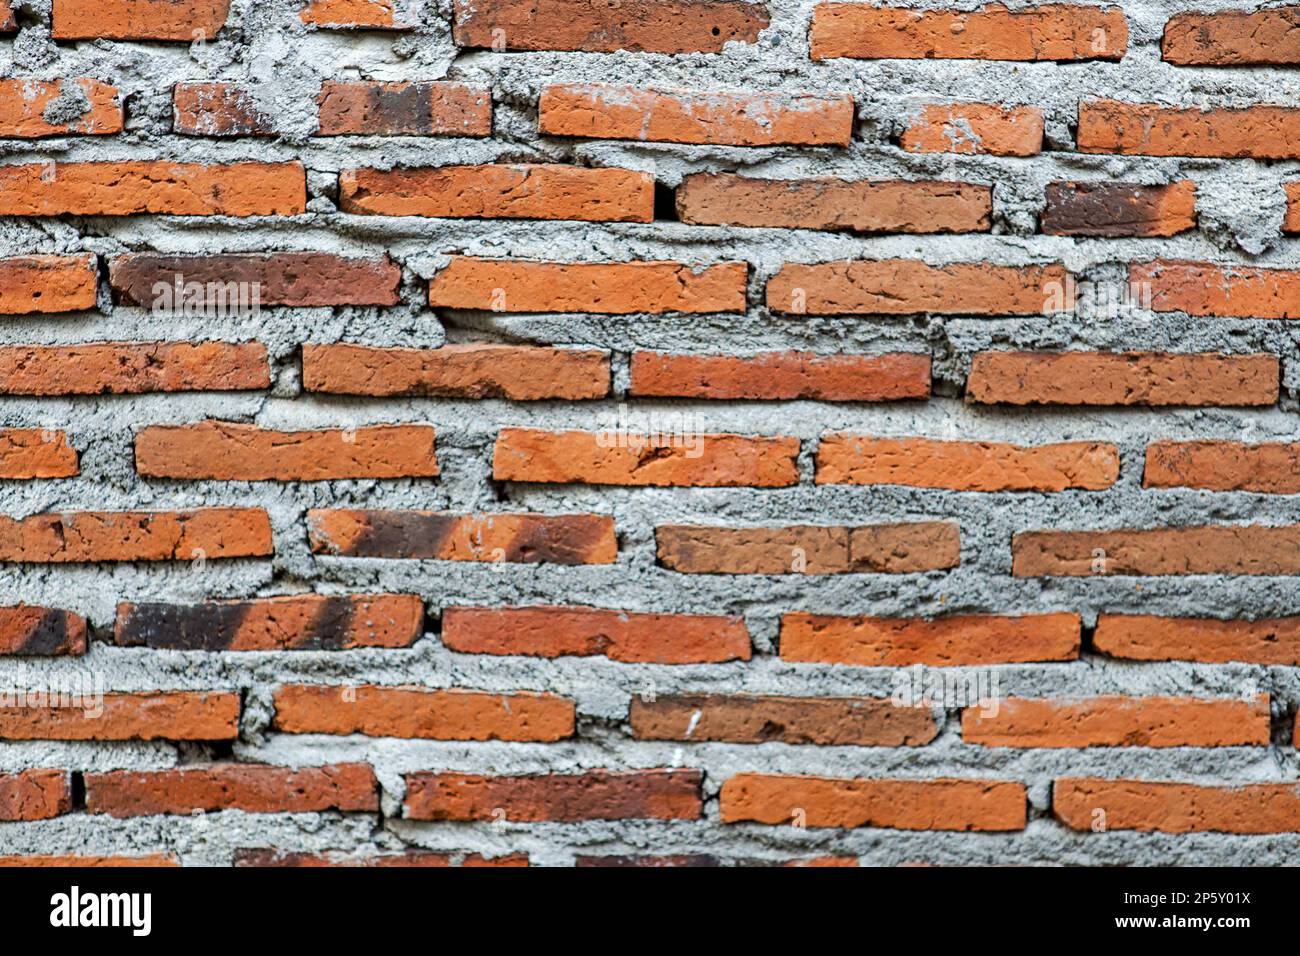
[963,695,1270,747]
[0,79,120,136]
[340,165,651,221]
[1145,440,1300,494]
[0,770,70,821]
[540,83,854,147]
[1163,8,1300,66]
[1055,779,1300,833]
[300,0,406,28]
[810,3,1126,61]
[0,855,177,867]
[767,260,1065,315]
[173,82,274,136]
[1078,100,1300,159]
[1133,259,1300,318]
[1014,525,1300,576]
[0,605,87,655]
[235,849,526,867]
[135,422,438,481]
[1043,181,1196,237]
[0,2,13,30]
[0,691,239,741]
[53,0,230,40]
[318,82,491,136]
[1095,615,1300,665]
[629,351,931,401]
[271,685,574,741]
[0,429,79,479]
[816,435,1119,491]
[441,605,752,663]
[404,770,702,821]
[0,508,272,563]
[308,510,617,564]
[0,254,96,314]
[655,522,960,573]
[721,774,1026,830]
[780,612,1081,666]
[966,351,1279,406]
[85,764,379,817]
[428,257,746,314]
[901,104,1044,156]
[675,174,990,233]
[0,342,268,396]
[302,343,609,400]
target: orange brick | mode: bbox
[318,81,491,136]
[0,508,272,563]
[901,104,1044,156]
[0,855,178,867]
[630,351,931,401]
[53,0,230,39]
[173,82,274,135]
[0,691,239,740]
[300,0,404,27]
[0,770,70,821]
[1078,100,1300,159]
[780,612,1081,666]
[816,435,1119,491]
[428,257,747,313]
[1133,259,1300,318]
[1145,440,1300,494]
[1163,8,1300,65]
[0,79,120,136]
[271,685,574,741]
[1095,615,1300,665]
[655,522,960,573]
[1055,778,1300,833]
[1287,183,1300,233]
[0,605,87,655]
[0,429,78,479]
[441,605,751,663]
[0,343,268,395]
[540,83,854,146]
[404,770,702,821]
[721,774,1026,830]
[1013,525,1300,576]
[0,254,96,314]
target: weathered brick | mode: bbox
[0,343,268,395]
[85,764,379,817]
[901,104,1044,156]
[0,691,239,740]
[135,422,438,481]
[966,351,1279,406]
[963,695,1270,747]
[173,82,274,136]
[630,351,931,401]
[453,0,768,52]
[780,612,1081,665]
[1163,8,1300,66]
[115,594,424,651]
[493,428,799,487]
[110,253,400,306]
[1095,615,1300,665]
[0,161,306,216]
[235,849,527,866]
[1042,181,1196,236]
[630,694,938,745]
[1286,182,1300,232]
[1055,779,1300,833]
[816,436,1119,491]
[441,605,751,663]
[721,774,1026,830]
[301,0,404,28]
[308,510,617,564]
[53,0,230,40]
[0,855,178,867]
[0,79,120,136]
[1013,525,1300,576]
[675,174,990,233]
[1133,259,1300,319]
[0,605,87,656]
[0,770,70,821]
[0,508,272,563]
[1078,100,1300,159]
[0,429,79,479]
[810,3,1126,61]
[302,343,609,400]
[1145,440,1300,494]
[271,685,575,741]
[766,260,1066,315]
[0,255,96,315]
[428,257,747,313]
[340,165,651,221]
[656,522,960,573]
[318,82,491,136]
[404,770,703,821]
[0,2,13,30]
[540,83,854,146]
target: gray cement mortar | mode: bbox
[0,0,1298,865]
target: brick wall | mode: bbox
[0,0,1296,866]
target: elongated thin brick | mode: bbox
[318,81,490,136]
[340,165,651,221]
[0,429,78,479]
[901,104,1044,156]
[1013,525,1300,576]
[1145,440,1300,494]
[0,343,268,396]
[631,694,938,745]
[110,253,400,307]
[173,82,274,135]
[302,343,609,400]
[453,0,768,53]
[404,770,702,821]
[816,436,1119,491]
[0,770,70,821]
[115,594,424,651]
[301,0,403,28]
[1042,182,1196,237]
[1055,779,1300,833]
[810,3,1126,61]
[0,508,272,563]
[721,774,1026,830]
[53,0,230,39]
[0,855,178,867]
[493,428,799,488]
[1163,8,1300,66]
[766,260,1066,315]
[0,605,87,655]
[235,849,526,867]
[963,695,1271,747]
[540,83,854,147]
[135,422,438,481]
[0,691,239,740]
[780,612,1081,665]
[308,509,617,564]
[441,605,752,663]
[966,352,1279,406]
[1078,100,1300,159]
[630,351,931,401]
[1094,615,1300,665]
[656,522,960,574]
[1286,183,1300,233]
[1132,260,1300,319]
[675,174,990,233]
[85,764,379,817]
[0,255,96,314]
[0,79,121,136]
[428,258,747,314]
[271,685,574,741]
